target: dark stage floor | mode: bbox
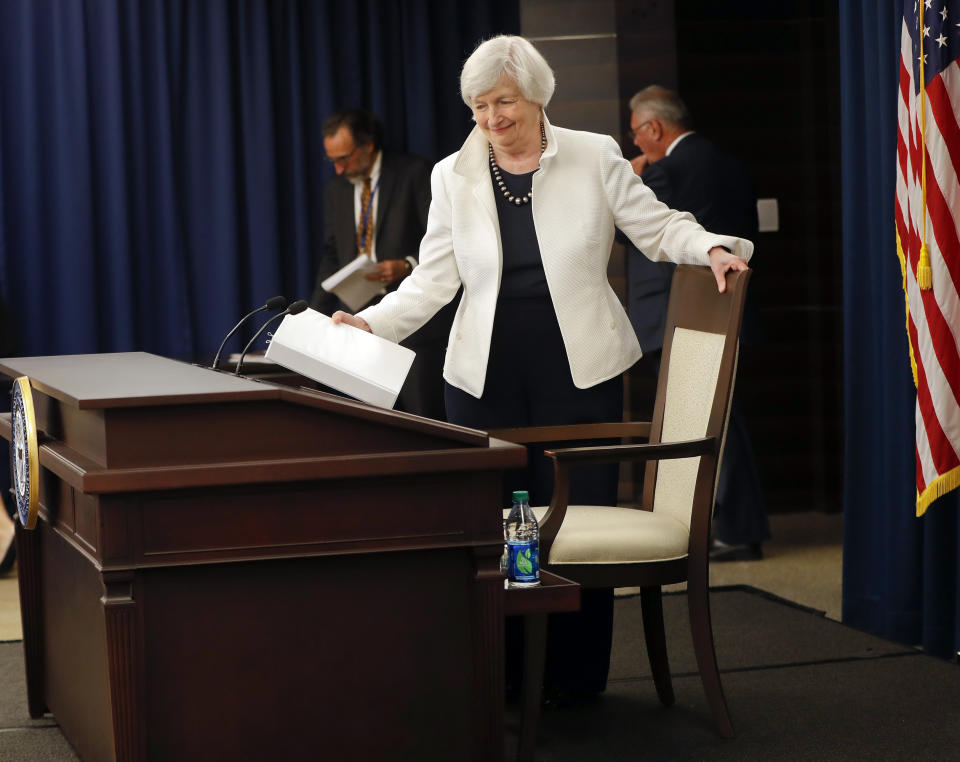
[3,586,958,761]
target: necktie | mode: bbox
[357,177,373,256]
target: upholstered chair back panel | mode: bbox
[653,327,724,528]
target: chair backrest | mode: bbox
[643,265,751,533]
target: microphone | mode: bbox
[234,299,309,376]
[211,296,288,370]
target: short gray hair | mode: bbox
[629,86,691,130]
[460,35,555,108]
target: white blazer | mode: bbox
[358,115,753,399]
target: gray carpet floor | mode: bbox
[508,587,960,761]
[2,586,959,761]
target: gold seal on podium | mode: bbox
[11,376,39,529]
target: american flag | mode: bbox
[896,0,960,515]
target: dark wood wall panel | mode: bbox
[531,37,621,135]
[674,4,843,513]
[522,0,616,38]
[614,0,678,153]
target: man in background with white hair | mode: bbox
[626,85,769,560]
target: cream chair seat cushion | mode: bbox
[502,505,689,565]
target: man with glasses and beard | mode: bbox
[311,109,454,420]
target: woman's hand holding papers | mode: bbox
[331,311,372,333]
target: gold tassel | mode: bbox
[917,243,932,290]
[917,465,960,516]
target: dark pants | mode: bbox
[396,297,458,420]
[713,397,770,545]
[445,296,621,694]
[396,340,447,420]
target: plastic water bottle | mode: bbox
[504,489,540,587]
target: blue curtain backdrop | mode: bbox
[0,0,518,361]
[839,0,960,658]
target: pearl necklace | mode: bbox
[488,122,547,206]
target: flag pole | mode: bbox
[918,9,933,290]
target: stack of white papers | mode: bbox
[264,308,415,409]
[320,255,384,311]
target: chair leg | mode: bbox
[517,613,547,762]
[686,577,734,738]
[639,586,674,706]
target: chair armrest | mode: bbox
[488,421,652,444]
[544,436,719,466]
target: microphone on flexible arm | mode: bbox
[211,295,288,370]
[234,299,309,376]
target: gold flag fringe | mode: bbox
[917,465,960,516]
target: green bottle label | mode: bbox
[507,540,539,582]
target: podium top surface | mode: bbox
[0,352,523,497]
[0,352,276,409]
[0,351,493,449]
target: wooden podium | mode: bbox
[0,353,525,762]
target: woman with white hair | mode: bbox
[333,35,752,698]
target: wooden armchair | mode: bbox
[492,264,751,747]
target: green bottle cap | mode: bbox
[512,490,529,502]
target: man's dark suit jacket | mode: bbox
[311,152,429,314]
[309,151,455,419]
[626,132,758,352]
